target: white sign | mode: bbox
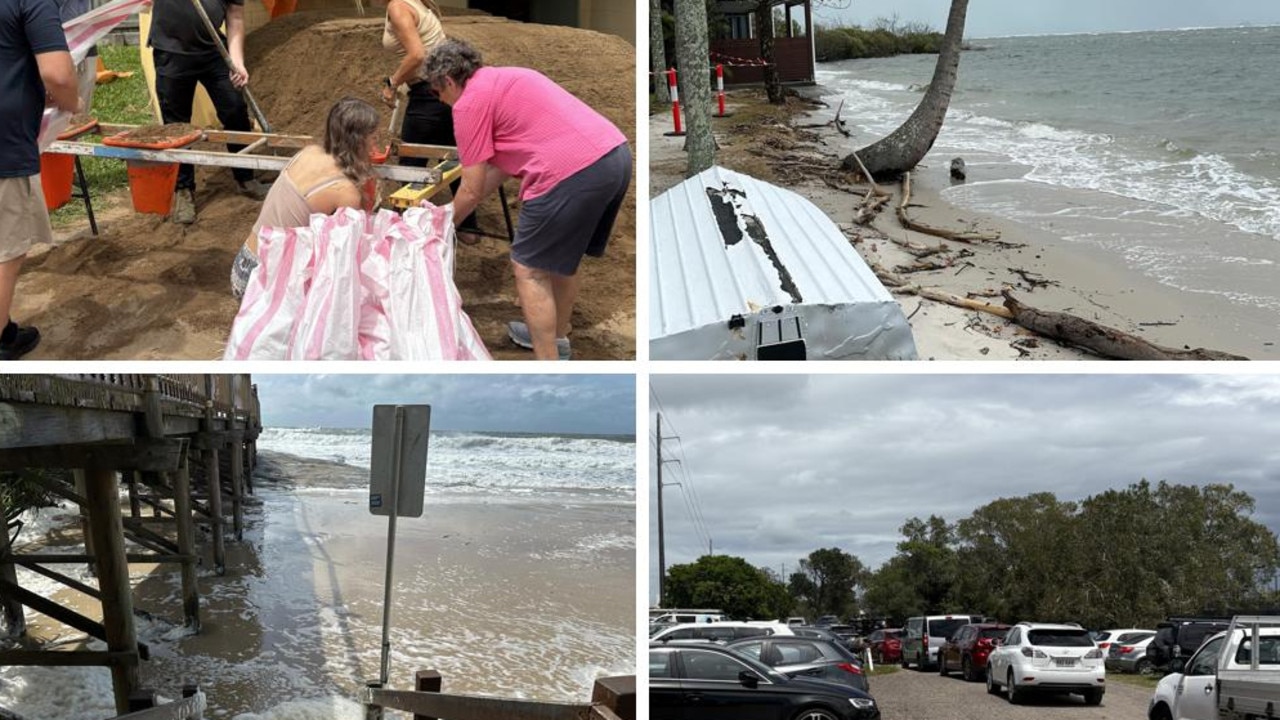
[369,405,430,517]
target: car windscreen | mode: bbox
[929,619,968,638]
[1116,631,1153,644]
[979,628,1008,640]
[1028,629,1094,647]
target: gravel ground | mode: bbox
[870,667,1152,720]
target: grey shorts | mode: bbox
[230,243,259,299]
[0,176,53,263]
[511,142,631,276]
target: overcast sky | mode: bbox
[814,0,1280,38]
[648,374,1280,602]
[255,374,635,435]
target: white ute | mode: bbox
[1148,615,1280,720]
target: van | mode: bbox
[902,614,984,670]
[651,621,793,644]
[651,612,725,625]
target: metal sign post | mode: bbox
[369,404,430,690]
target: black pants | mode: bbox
[153,48,254,190]
[402,83,477,231]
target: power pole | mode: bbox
[657,413,667,606]
[656,413,682,606]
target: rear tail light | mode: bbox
[1118,645,1135,654]
[1085,649,1103,659]
[977,638,993,649]
[1021,647,1048,658]
[838,662,864,675]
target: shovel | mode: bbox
[189,0,272,134]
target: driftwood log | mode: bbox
[1002,291,1249,361]
[897,173,1005,243]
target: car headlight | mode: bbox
[850,698,876,710]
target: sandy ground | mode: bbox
[1,454,635,718]
[650,88,1272,360]
[13,14,636,360]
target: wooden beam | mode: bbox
[0,440,185,471]
[0,649,138,666]
[9,553,195,564]
[172,459,200,632]
[230,440,244,541]
[366,689,593,720]
[590,677,635,720]
[85,470,142,714]
[0,403,136,448]
[108,692,206,720]
[0,577,149,660]
[0,494,26,638]
[12,558,102,600]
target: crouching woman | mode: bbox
[230,97,380,298]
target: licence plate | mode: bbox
[1054,657,1077,667]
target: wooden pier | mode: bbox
[363,670,635,720]
[0,374,260,715]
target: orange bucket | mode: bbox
[125,160,180,215]
[39,153,76,211]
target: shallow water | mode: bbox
[0,467,635,720]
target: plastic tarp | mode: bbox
[38,0,152,151]
[225,204,491,360]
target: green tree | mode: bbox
[665,554,791,619]
[793,547,866,618]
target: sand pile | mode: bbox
[16,11,635,360]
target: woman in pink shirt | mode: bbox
[422,39,631,361]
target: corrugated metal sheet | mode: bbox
[650,166,917,360]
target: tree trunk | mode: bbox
[650,0,669,103]
[676,0,715,174]
[841,0,970,179]
[757,2,785,104]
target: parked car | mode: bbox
[651,621,792,644]
[902,614,984,670]
[727,636,870,693]
[815,615,841,627]
[986,622,1105,705]
[867,629,902,664]
[1093,627,1155,653]
[650,643,881,720]
[1106,633,1156,674]
[1147,618,1280,720]
[791,626,849,648]
[786,616,808,626]
[828,625,863,652]
[1146,618,1234,671]
[938,622,1010,681]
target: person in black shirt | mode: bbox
[148,0,269,224]
[0,0,79,359]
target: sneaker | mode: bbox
[236,178,271,201]
[507,320,571,360]
[171,188,196,224]
[0,322,40,360]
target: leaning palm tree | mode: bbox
[841,0,971,179]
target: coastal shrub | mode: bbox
[814,23,946,62]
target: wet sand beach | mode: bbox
[649,88,1275,360]
[1,452,635,719]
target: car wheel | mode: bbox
[1136,658,1153,676]
[986,666,1000,695]
[1084,689,1103,706]
[1006,671,1025,705]
[1150,703,1173,720]
[962,656,975,682]
[792,707,840,720]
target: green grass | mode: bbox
[1108,672,1162,690]
[50,43,154,226]
[868,664,900,676]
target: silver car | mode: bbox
[1104,632,1156,674]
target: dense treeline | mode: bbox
[662,481,1280,629]
[815,19,948,62]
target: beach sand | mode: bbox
[649,88,1276,360]
[0,452,635,718]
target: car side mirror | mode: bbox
[1169,658,1186,674]
[739,670,761,689]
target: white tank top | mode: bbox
[382,0,446,84]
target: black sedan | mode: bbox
[726,636,870,693]
[651,643,880,720]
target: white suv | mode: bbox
[987,622,1106,705]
